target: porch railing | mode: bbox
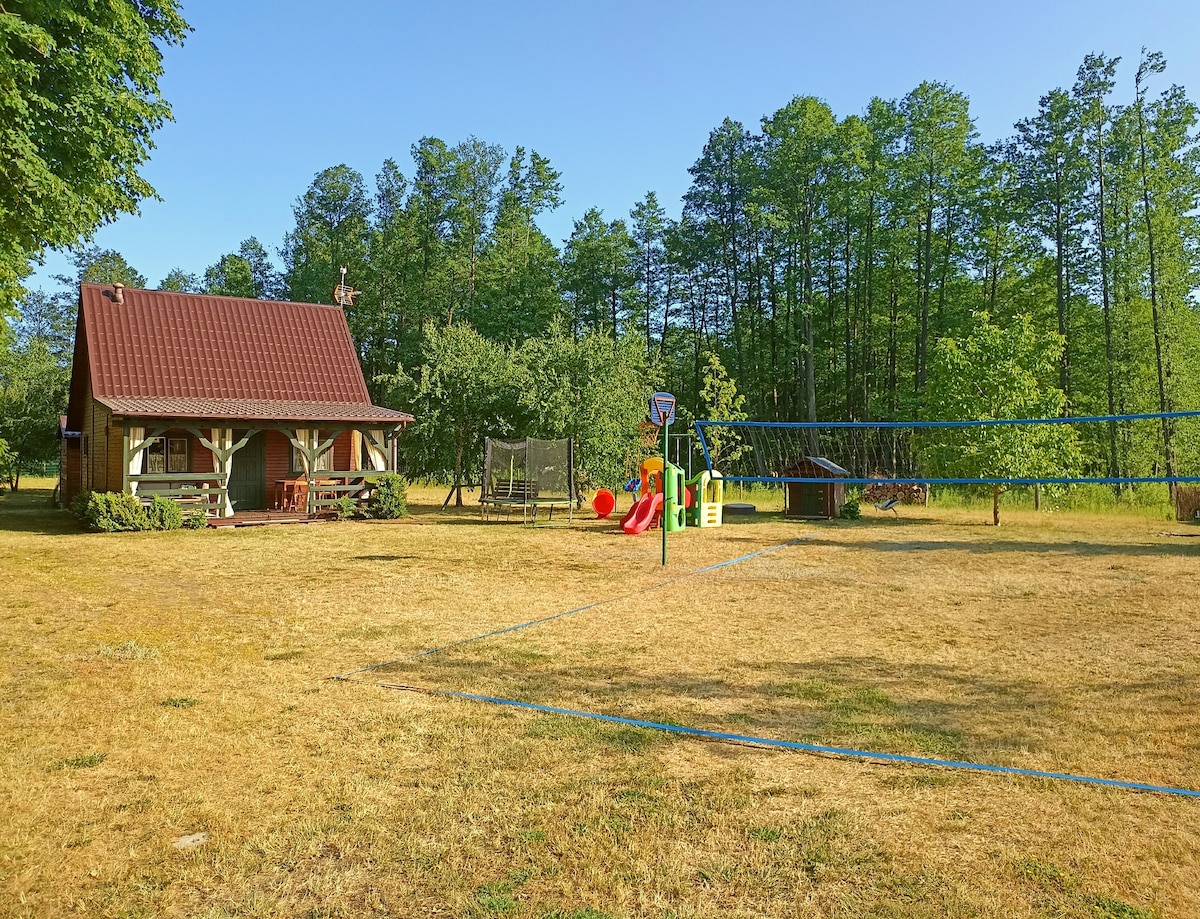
[303,470,384,514]
[129,473,228,514]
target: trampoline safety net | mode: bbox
[482,437,575,503]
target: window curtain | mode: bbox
[127,426,145,495]
[365,429,387,471]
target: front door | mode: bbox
[228,431,266,511]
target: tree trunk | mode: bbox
[993,484,1001,526]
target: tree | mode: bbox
[630,191,669,356]
[0,336,69,490]
[562,209,637,337]
[0,2,189,309]
[697,350,748,471]
[386,322,526,507]
[474,148,564,340]
[159,268,200,293]
[204,238,281,299]
[62,247,146,289]
[921,312,1080,524]
[518,324,654,489]
[1014,88,1087,403]
[282,165,372,306]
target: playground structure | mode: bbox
[620,456,724,535]
[480,436,575,526]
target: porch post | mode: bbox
[190,427,260,517]
[284,428,339,515]
[212,428,235,517]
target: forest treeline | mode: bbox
[5,50,1199,489]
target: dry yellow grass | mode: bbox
[1,479,1197,918]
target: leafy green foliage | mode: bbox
[71,491,142,532]
[146,495,183,531]
[70,491,185,532]
[920,312,1082,482]
[204,237,281,299]
[518,325,655,489]
[363,473,409,519]
[698,350,747,471]
[0,2,188,307]
[838,497,862,520]
[920,312,1082,522]
[0,335,67,490]
[388,322,527,504]
[182,509,208,530]
[331,496,358,520]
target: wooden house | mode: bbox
[60,283,413,518]
[782,456,850,519]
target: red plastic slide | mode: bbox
[620,492,663,535]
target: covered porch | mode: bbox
[120,418,408,519]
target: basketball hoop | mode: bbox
[648,392,676,427]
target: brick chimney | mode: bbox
[113,283,124,304]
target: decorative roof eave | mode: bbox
[96,396,414,426]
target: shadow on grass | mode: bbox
[370,651,1077,766]
[810,534,1200,558]
[0,487,79,535]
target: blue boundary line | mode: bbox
[378,685,1200,799]
[331,536,813,680]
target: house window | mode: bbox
[145,437,189,474]
[292,441,333,474]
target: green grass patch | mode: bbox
[263,650,304,662]
[53,753,107,770]
[98,640,158,661]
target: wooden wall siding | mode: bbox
[192,437,215,474]
[105,410,123,492]
[61,440,82,503]
[81,386,98,493]
[334,431,352,470]
[265,430,291,484]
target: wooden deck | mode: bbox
[207,510,324,528]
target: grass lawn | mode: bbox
[1,479,1197,918]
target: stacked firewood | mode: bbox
[862,481,927,505]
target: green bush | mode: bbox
[71,491,151,532]
[363,473,409,519]
[182,509,208,529]
[70,491,191,532]
[838,497,862,520]
[332,496,357,520]
[147,495,183,530]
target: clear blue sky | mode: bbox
[28,0,1200,292]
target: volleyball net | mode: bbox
[693,412,1200,487]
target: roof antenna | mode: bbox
[333,266,358,307]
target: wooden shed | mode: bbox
[782,456,850,519]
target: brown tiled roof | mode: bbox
[97,397,412,424]
[73,284,411,425]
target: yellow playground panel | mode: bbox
[686,470,724,528]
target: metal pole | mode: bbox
[662,419,669,567]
